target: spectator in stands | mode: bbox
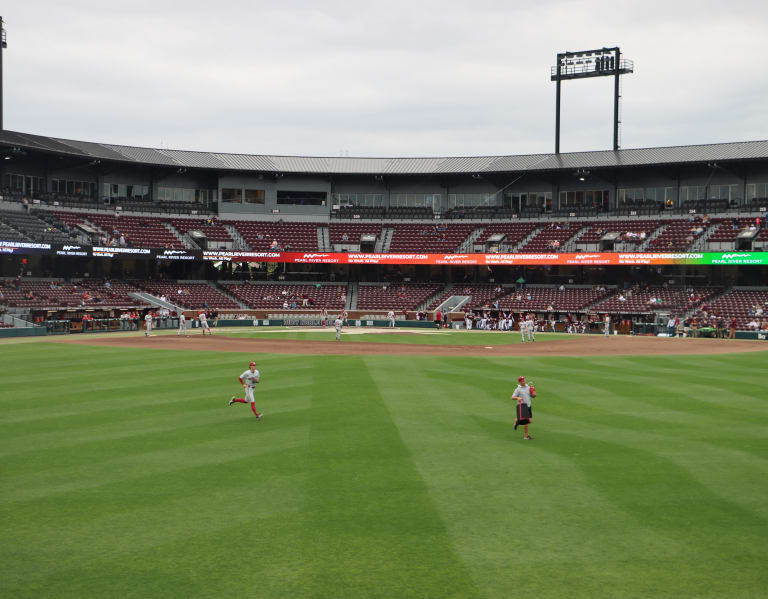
[747,319,759,330]
[341,233,349,242]
[760,318,768,332]
[119,234,127,247]
[558,284,565,291]
[618,293,627,302]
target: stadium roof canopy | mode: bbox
[1,129,768,175]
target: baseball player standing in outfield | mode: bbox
[228,361,262,419]
[512,375,536,440]
[177,312,188,336]
[334,315,343,341]
[387,310,395,328]
[604,314,611,337]
[321,307,327,327]
[199,310,212,335]
[144,311,153,337]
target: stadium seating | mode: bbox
[0,280,148,309]
[135,281,241,309]
[52,211,185,249]
[222,283,346,309]
[692,289,768,329]
[517,222,581,252]
[591,286,719,314]
[707,217,768,247]
[0,210,77,244]
[232,221,318,251]
[576,220,660,246]
[329,222,383,245]
[646,219,713,251]
[357,283,443,310]
[497,287,613,312]
[169,218,233,244]
[387,223,475,253]
[474,222,540,249]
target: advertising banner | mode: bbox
[1,239,766,266]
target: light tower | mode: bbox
[551,46,634,153]
[0,16,7,130]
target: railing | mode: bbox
[551,59,634,78]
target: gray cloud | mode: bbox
[3,0,767,156]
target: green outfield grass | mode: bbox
[218,327,577,345]
[1,341,767,598]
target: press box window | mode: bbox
[221,188,243,203]
[245,189,265,204]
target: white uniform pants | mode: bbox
[245,386,256,403]
[336,327,342,340]
[145,321,152,335]
[389,318,395,327]
[178,320,187,335]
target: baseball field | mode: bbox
[1,330,767,598]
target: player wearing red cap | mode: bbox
[228,361,262,419]
[512,375,535,440]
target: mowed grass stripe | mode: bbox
[288,356,480,599]
[369,354,768,598]
[0,344,317,598]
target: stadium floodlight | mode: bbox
[0,16,6,130]
[551,46,634,153]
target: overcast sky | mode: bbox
[2,0,767,157]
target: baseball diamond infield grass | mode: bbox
[1,340,767,598]
[217,327,578,345]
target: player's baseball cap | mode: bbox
[249,361,256,367]
[517,376,525,383]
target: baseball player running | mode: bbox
[199,310,212,335]
[177,312,188,336]
[334,315,343,341]
[228,361,262,419]
[144,311,153,337]
[512,375,536,440]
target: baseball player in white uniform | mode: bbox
[321,307,328,327]
[604,314,611,337]
[177,313,188,336]
[525,314,536,342]
[199,310,212,335]
[334,316,343,341]
[228,361,262,419]
[144,312,153,336]
[387,310,395,328]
